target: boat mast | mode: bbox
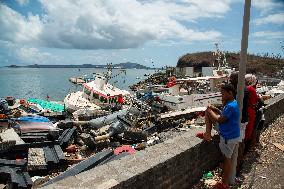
[106,63,113,83]
[214,43,228,70]
[213,43,222,69]
[222,52,228,68]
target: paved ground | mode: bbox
[239,114,284,189]
[193,114,284,189]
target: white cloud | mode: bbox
[252,31,284,39]
[252,0,284,14]
[254,13,284,25]
[180,0,231,15]
[16,0,29,6]
[0,0,231,50]
[0,40,57,65]
[0,5,43,44]
[252,40,270,44]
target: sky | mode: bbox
[0,0,283,68]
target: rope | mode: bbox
[108,70,126,80]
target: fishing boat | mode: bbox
[154,75,228,110]
[64,72,130,113]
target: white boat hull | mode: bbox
[64,91,101,113]
[158,92,222,110]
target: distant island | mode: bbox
[5,62,159,69]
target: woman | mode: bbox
[244,74,258,151]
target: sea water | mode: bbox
[0,67,155,101]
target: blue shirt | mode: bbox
[219,100,240,140]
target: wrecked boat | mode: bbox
[156,75,228,110]
[64,72,130,114]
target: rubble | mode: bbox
[43,145,65,168]
[57,128,76,149]
[0,159,32,189]
[2,64,283,189]
[0,128,25,152]
[0,79,213,188]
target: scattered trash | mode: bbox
[65,144,76,153]
[202,171,213,179]
[272,143,284,152]
[204,179,217,187]
[147,136,160,146]
[0,159,33,188]
[0,70,223,188]
[114,145,136,155]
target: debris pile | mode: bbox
[129,72,168,91]
[0,95,206,188]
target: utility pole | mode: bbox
[230,0,251,184]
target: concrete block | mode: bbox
[95,179,119,189]
[28,148,47,171]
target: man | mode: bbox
[197,83,240,188]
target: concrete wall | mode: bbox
[185,67,194,77]
[202,67,214,76]
[43,94,284,189]
[175,67,194,77]
[263,94,284,127]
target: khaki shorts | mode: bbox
[219,136,239,158]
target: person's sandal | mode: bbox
[196,132,211,141]
[196,132,204,139]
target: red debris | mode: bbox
[114,145,136,155]
[66,144,76,153]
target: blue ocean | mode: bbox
[0,67,155,101]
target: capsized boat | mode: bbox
[64,72,130,113]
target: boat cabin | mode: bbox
[82,73,130,104]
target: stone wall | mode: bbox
[43,94,284,189]
[263,94,284,127]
